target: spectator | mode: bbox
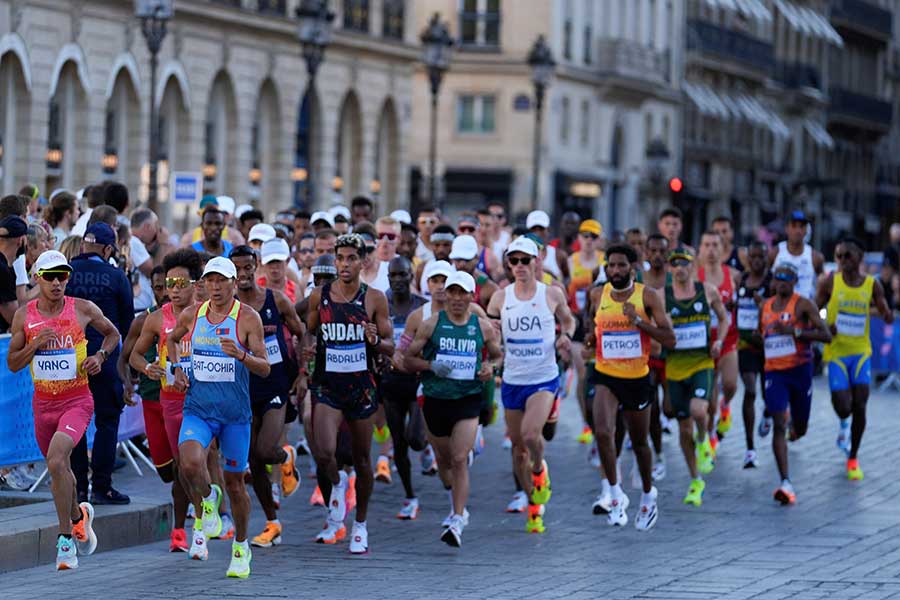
[103,181,130,225]
[0,216,26,332]
[882,223,900,308]
[130,208,163,311]
[238,209,264,242]
[0,195,31,306]
[18,184,41,222]
[46,192,79,249]
[67,222,135,505]
[351,195,374,225]
[21,223,54,301]
[71,183,106,236]
[58,234,83,262]
[87,205,119,229]
[190,207,233,257]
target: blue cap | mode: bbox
[789,210,809,223]
[84,222,117,250]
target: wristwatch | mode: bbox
[98,348,109,362]
[632,315,643,326]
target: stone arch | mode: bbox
[0,47,32,191]
[158,73,191,228]
[49,42,90,97]
[252,77,282,216]
[105,52,142,99]
[335,90,364,200]
[47,59,89,191]
[157,59,191,111]
[374,97,400,209]
[105,68,142,193]
[0,32,32,92]
[204,70,239,195]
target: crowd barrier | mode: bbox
[869,316,900,392]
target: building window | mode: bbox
[460,0,500,48]
[343,0,369,33]
[382,0,404,39]
[256,0,286,15]
[580,100,590,147]
[563,0,573,60]
[649,0,657,47]
[457,94,496,133]
[645,113,653,146]
[104,108,116,156]
[561,96,570,144]
[583,0,592,64]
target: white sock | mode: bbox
[271,519,280,525]
[655,451,664,462]
[610,483,623,500]
[640,490,655,506]
[235,539,249,550]
[377,454,388,463]
[354,520,367,530]
[600,478,611,495]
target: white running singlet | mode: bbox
[774,241,816,299]
[501,282,557,385]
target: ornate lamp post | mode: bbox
[420,13,453,211]
[527,35,555,209]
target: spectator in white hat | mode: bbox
[526,210,568,282]
[310,211,335,232]
[257,237,298,303]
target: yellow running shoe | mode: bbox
[717,403,732,436]
[226,543,251,579]
[530,460,552,505]
[250,521,282,548]
[683,478,705,507]
[526,504,545,534]
[577,426,594,444]
[373,425,391,444]
[847,459,864,481]
[696,438,715,475]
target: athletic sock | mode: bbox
[600,478,611,495]
[640,490,654,506]
[610,483,623,501]
[236,539,249,551]
[58,533,73,542]
[203,487,216,503]
[354,520,367,530]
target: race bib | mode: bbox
[506,337,544,361]
[264,335,283,365]
[764,334,796,359]
[600,331,642,360]
[575,289,587,311]
[737,302,759,331]
[325,343,367,373]
[32,349,77,381]
[836,312,866,337]
[674,322,707,350]
[192,350,236,383]
[434,351,477,380]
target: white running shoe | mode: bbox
[420,446,438,475]
[743,449,759,469]
[440,515,464,547]
[652,458,666,482]
[607,495,629,527]
[837,419,851,456]
[506,491,528,513]
[634,487,658,532]
[200,485,223,538]
[661,415,674,435]
[328,471,348,523]
[758,415,772,438]
[501,436,513,450]
[592,491,612,515]
[349,522,368,554]
[189,527,208,561]
[442,507,469,528]
[589,445,601,468]
[272,482,281,509]
[397,498,419,520]
[474,425,485,457]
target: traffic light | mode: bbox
[669,177,684,204]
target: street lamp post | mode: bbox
[135,0,173,215]
[420,13,453,212]
[296,0,334,209]
[527,35,555,210]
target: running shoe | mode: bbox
[189,527,208,561]
[349,522,368,554]
[837,419,851,457]
[847,458,864,481]
[661,415,674,435]
[56,536,77,570]
[187,503,196,519]
[216,512,235,540]
[607,495,628,527]
[506,491,527,513]
[577,426,594,444]
[442,514,465,546]
[474,424,485,457]
[226,543,251,579]
[683,478,705,507]
[397,498,419,520]
[708,432,718,457]
[501,436,513,450]
[272,482,281,509]
[758,415,773,438]
[743,449,758,469]
[251,521,282,548]
[71,502,97,556]
[634,487,659,532]
[169,527,189,553]
[296,436,311,456]
[346,472,357,513]
[328,471,348,523]
[375,456,392,484]
[717,401,732,436]
[589,445,601,468]
[309,485,325,506]
[281,445,300,497]
[652,457,666,482]
[421,446,438,475]
[315,520,347,545]
[373,425,391,444]
[592,490,612,515]
[200,485,223,538]
[697,438,715,475]
[1,467,31,490]
[530,460,552,505]
[442,507,469,528]
[525,504,545,534]
[774,480,796,505]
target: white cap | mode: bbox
[526,210,550,229]
[329,205,351,220]
[444,271,476,293]
[33,250,72,273]
[215,195,236,215]
[505,236,539,257]
[310,211,335,227]
[390,209,412,225]
[423,260,455,281]
[449,235,479,260]
[248,223,276,243]
[261,238,291,264]
[234,204,254,219]
[201,256,237,279]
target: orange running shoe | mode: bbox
[847,458,864,481]
[309,485,325,506]
[530,460,552,505]
[346,473,357,512]
[773,481,796,505]
[281,445,300,498]
[251,520,283,548]
[315,522,347,545]
[71,502,97,556]
[169,527,189,552]
[375,456,392,484]
[577,426,594,444]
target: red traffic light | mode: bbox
[669,177,683,193]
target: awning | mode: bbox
[803,119,835,150]
[683,81,790,139]
[704,0,772,23]
[684,82,729,119]
[774,0,844,47]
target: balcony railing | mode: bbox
[256,0,286,15]
[775,61,822,90]
[595,39,669,86]
[829,86,893,128]
[687,19,774,75]
[831,0,893,40]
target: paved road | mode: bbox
[5,377,900,599]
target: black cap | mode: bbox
[788,210,809,224]
[0,216,27,238]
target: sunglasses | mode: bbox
[378,232,398,241]
[508,256,532,266]
[580,232,599,239]
[669,259,691,267]
[166,277,196,289]
[38,270,69,282]
[774,272,797,282]
[458,226,476,234]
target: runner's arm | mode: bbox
[814,272,833,313]
[641,287,676,349]
[234,307,271,378]
[121,311,148,377]
[129,311,166,379]
[469,302,488,319]
[486,286,503,318]
[168,306,194,388]
[797,298,832,344]
[872,279,894,324]
[705,282,728,346]
[305,287,321,333]
[367,290,395,357]
[6,305,41,372]
[275,290,306,337]
[480,317,503,363]
[583,287,603,348]
[549,286,576,338]
[402,314,438,373]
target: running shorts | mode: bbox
[827,354,871,392]
[648,357,666,383]
[160,393,185,459]
[312,386,378,421]
[738,349,764,375]
[666,368,714,420]
[764,362,813,428]
[32,393,93,457]
[179,414,251,473]
[501,377,560,411]
[423,393,482,438]
[141,399,174,470]
[251,393,289,420]
[590,370,652,412]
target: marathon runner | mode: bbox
[415,224,455,295]
[487,236,575,534]
[712,216,746,272]
[769,210,824,300]
[7,250,119,570]
[128,248,202,554]
[664,248,728,507]
[816,238,893,480]
[642,233,671,480]
[405,271,502,546]
[736,241,772,468]
[168,256,271,578]
[759,263,831,504]
[586,244,674,529]
[229,245,306,548]
[305,233,394,554]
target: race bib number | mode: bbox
[192,350,235,383]
[434,351,477,380]
[575,289,587,311]
[600,331,642,360]
[325,343,367,373]
[264,335,283,365]
[506,337,544,361]
[836,312,866,337]
[737,303,759,331]
[32,349,77,381]
[764,334,796,359]
[674,322,707,350]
